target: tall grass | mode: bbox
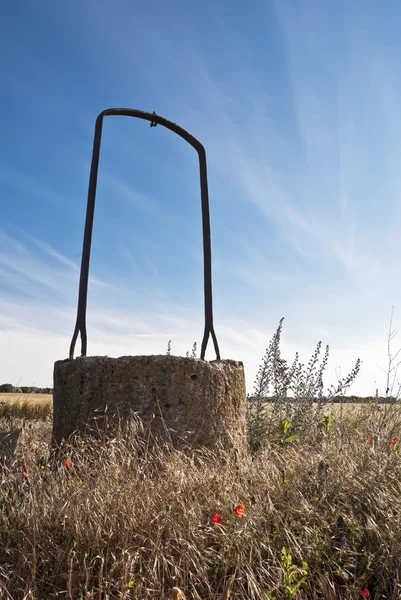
[1,321,400,598]
[1,410,401,599]
[0,400,52,421]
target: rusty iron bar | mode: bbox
[69,108,221,361]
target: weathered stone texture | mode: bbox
[53,355,247,453]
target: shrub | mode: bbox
[248,318,361,451]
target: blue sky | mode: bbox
[1,0,401,394]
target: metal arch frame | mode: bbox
[69,108,221,361]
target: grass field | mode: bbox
[0,400,401,598]
[0,393,390,410]
[0,393,393,427]
[0,393,52,420]
[0,392,52,404]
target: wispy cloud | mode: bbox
[0,229,107,298]
[2,0,400,397]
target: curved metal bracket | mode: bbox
[69,108,221,361]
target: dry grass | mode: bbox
[1,407,401,599]
[0,394,52,421]
[0,393,52,405]
[323,402,401,413]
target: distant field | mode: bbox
[0,393,52,405]
[0,394,397,413]
[249,401,401,419]
[321,401,400,411]
[322,402,372,412]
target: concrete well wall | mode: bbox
[53,355,247,453]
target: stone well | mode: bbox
[53,355,247,453]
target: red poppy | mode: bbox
[211,512,223,525]
[367,438,373,447]
[22,470,28,481]
[234,504,245,518]
[360,588,370,598]
[65,458,72,470]
[390,437,398,446]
